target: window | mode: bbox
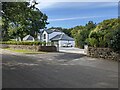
[43,34,46,39]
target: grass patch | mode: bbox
[4,48,46,54]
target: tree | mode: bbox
[2,2,31,41]
[74,29,90,48]
[111,29,120,52]
[2,1,49,41]
[85,21,96,30]
[28,1,49,40]
[71,26,85,37]
[48,27,72,37]
[85,18,118,48]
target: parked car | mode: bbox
[63,43,73,47]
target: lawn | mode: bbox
[4,48,46,54]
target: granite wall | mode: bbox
[87,47,120,61]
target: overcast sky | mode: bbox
[35,1,118,28]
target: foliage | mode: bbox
[2,2,30,41]
[2,1,49,41]
[86,18,118,49]
[71,26,85,37]
[71,18,118,49]
[85,38,98,47]
[70,21,96,48]
[110,29,120,52]
[48,27,73,37]
[0,41,50,45]
[75,29,90,48]
[85,21,96,30]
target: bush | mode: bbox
[86,38,98,47]
[98,37,106,47]
[85,38,90,46]
[89,31,98,39]
[110,29,120,52]
[0,41,46,45]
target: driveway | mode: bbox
[59,47,85,54]
[1,49,118,88]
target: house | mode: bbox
[23,29,75,47]
[23,35,35,41]
[41,29,75,47]
[50,33,75,47]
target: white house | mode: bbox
[23,29,75,47]
[41,29,75,47]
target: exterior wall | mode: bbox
[42,31,49,42]
[49,32,64,40]
[37,33,41,41]
[8,45,57,52]
[59,40,75,47]
[87,47,120,61]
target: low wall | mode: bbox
[87,47,120,61]
[8,45,57,52]
[0,44,9,48]
[39,46,57,52]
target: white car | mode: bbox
[63,43,73,47]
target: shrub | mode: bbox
[110,29,120,52]
[0,41,45,46]
[85,38,90,46]
[86,38,98,47]
[98,37,106,47]
[89,31,98,39]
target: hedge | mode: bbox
[0,41,51,45]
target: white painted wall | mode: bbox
[59,40,75,47]
[42,31,49,42]
[37,33,41,41]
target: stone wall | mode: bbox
[0,44,9,48]
[87,47,120,61]
[8,45,57,52]
[39,46,57,52]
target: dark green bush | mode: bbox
[110,29,120,52]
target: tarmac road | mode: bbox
[1,50,118,88]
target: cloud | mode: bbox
[31,0,118,10]
[35,2,57,9]
[34,0,118,2]
[29,0,57,9]
[48,16,109,22]
[95,2,118,8]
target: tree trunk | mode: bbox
[20,37,23,41]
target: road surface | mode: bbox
[59,47,85,54]
[1,49,118,88]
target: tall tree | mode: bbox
[85,21,96,30]
[2,1,49,41]
[28,1,49,40]
[2,2,31,41]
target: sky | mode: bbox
[35,1,118,28]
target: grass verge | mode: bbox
[4,48,46,54]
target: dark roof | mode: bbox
[43,29,61,34]
[44,29,53,34]
[50,34,74,41]
[23,35,34,41]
